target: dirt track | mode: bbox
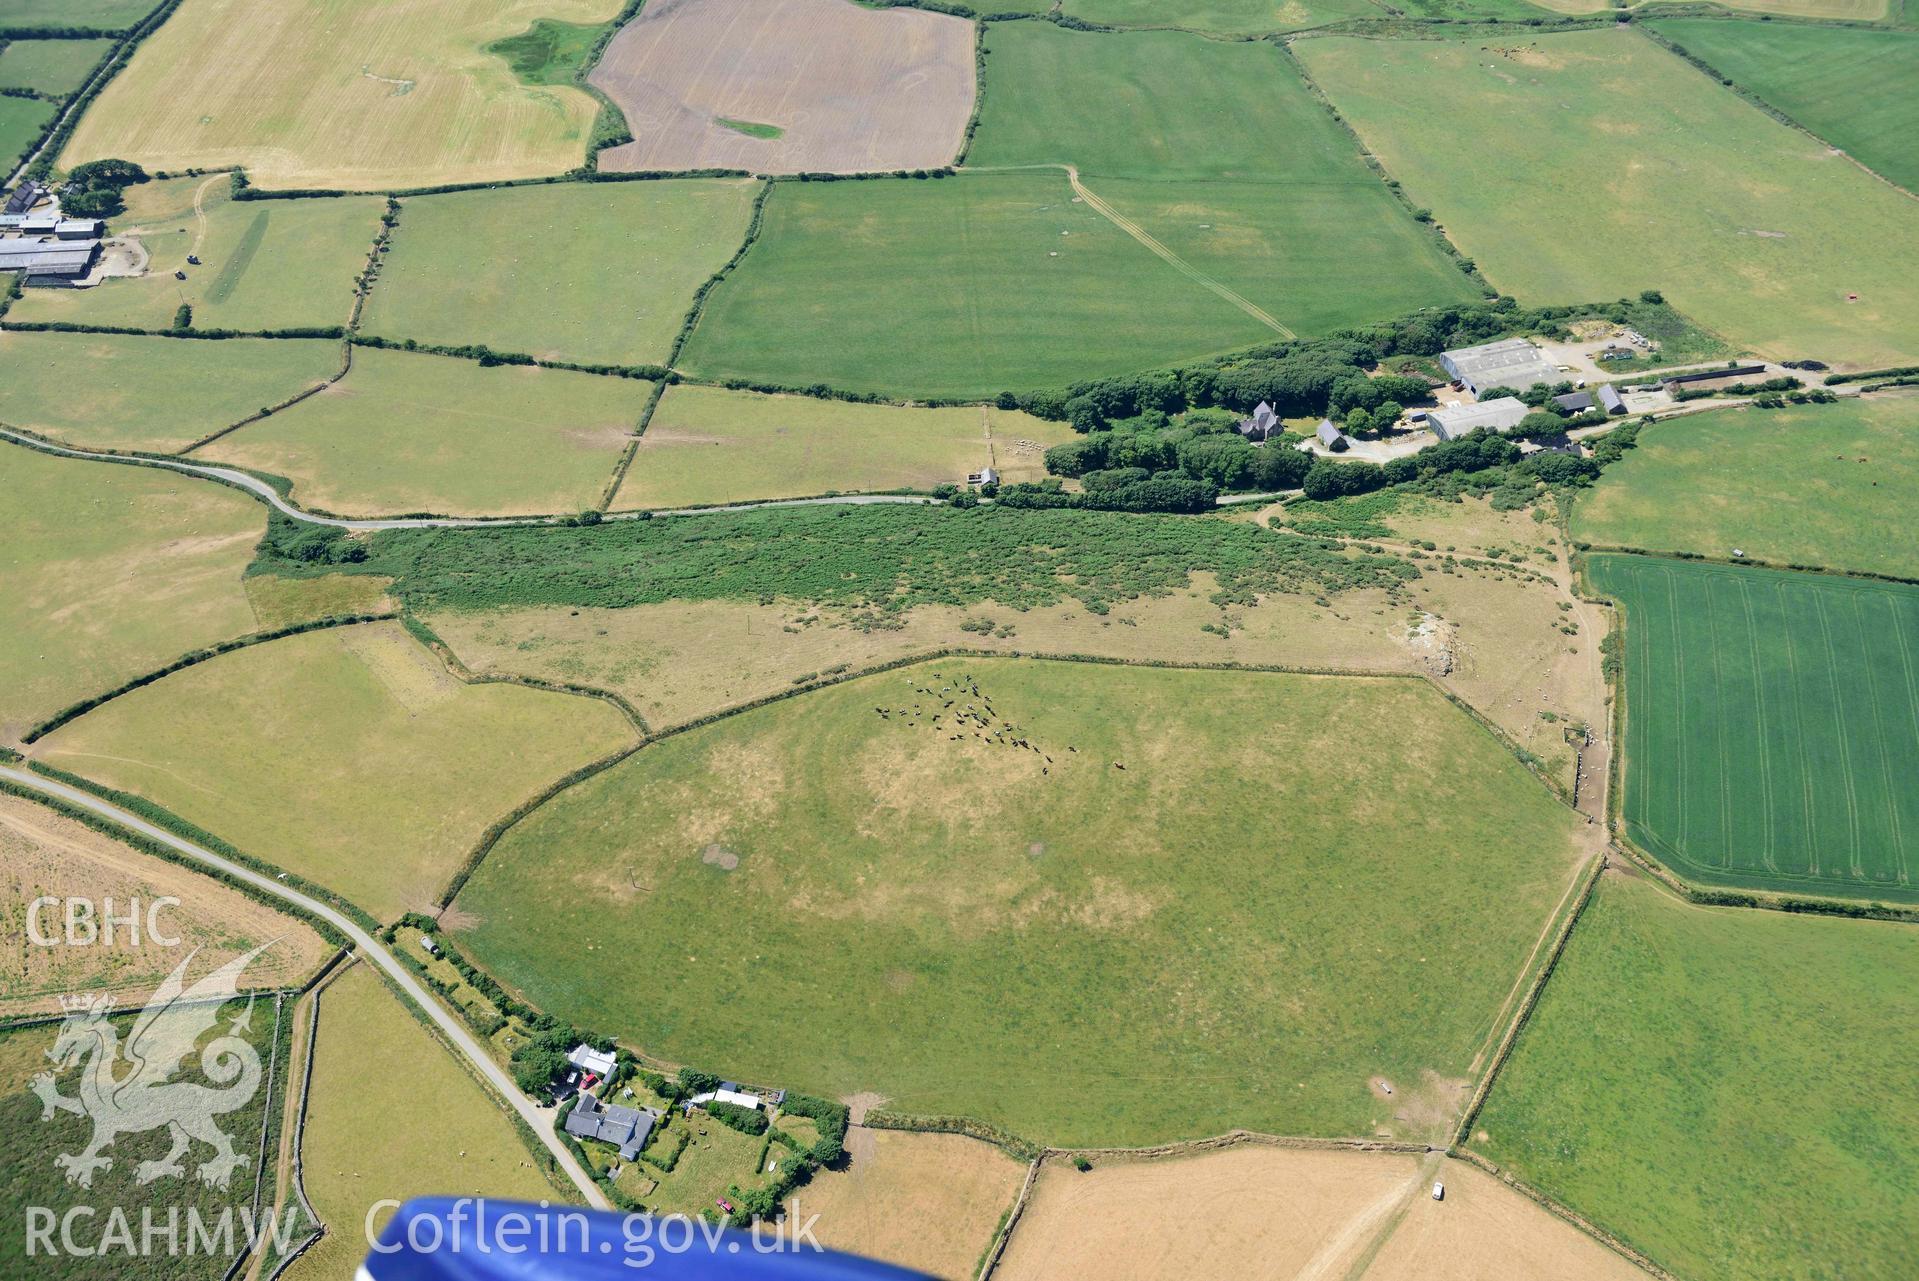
[590,0,974,174]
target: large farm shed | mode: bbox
[1440,338,1560,395]
[1429,397,1528,440]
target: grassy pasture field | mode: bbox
[0,445,259,743]
[996,1147,1643,1281]
[1590,553,1919,902]
[1473,871,1919,1281]
[0,791,330,1016]
[453,659,1593,1147]
[199,347,651,517]
[1572,398,1919,577]
[288,964,565,1281]
[613,386,1073,509]
[796,1129,1024,1280]
[0,331,343,452]
[1652,20,1919,192]
[1298,30,1919,368]
[0,0,156,27]
[680,172,1279,398]
[360,180,759,368]
[31,620,636,919]
[0,37,111,93]
[0,997,291,1281]
[965,26,1477,333]
[61,0,621,189]
[8,177,384,332]
[0,92,54,167]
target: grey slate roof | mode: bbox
[564,1092,658,1161]
[1439,338,1560,394]
[1597,384,1625,413]
[1316,418,1344,448]
[1428,397,1529,441]
[1553,391,1594,413]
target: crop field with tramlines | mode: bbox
[1591,553,1919,902]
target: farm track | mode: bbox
[0,763,611,1212]
[964,162,1295,339]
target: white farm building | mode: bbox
[1439,338,1560,396]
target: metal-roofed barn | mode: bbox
[1427,397,1529,441]
[1439,338,1561,396]
[0,239,99,279]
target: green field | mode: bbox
[360,179,758,367]
[0,443,260,742]
[1474,872,1919,1281]
[1573,399,1919,577]
[0,0,155,27]
[484,16,609,85]
[0,37,111,93]
[1298,30,1919,368]
[287,964,565,1281]
[614,385,1073,509]
[453,659,1591,1147]
[0,997,291,1281]
[0,91,54,167]
[681,171,1285,398]
[1652,21,1919,193]
[0,331,342,452]
[32,620,636,918]
[199,347,651,517]
[964,26,1477,336]
[1590,553,1919,902]
[8,176,383,332]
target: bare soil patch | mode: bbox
[590,0,974,174]
[792,1127,1024,1280]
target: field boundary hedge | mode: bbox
[259,980,329,1281]
[1452,1148,1678,1281]
[20,758,385,934]
[22,612,396,742]
[1641,24,1919,203]
[1449,848,1606,1151]
[663,177,773,368]
[0,775,352,952]
[1572,540,1919,589]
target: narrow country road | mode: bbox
[0,764,612,1212]
[0,428,938,529]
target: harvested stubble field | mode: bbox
[996,1146,1643,1281]
[679,171,1278,398]
[794,1128,1024,1280]
[1298,30,1919,368]
[453,658,1593,1147]
[0,791,329,1016]
[9,177,384,333]
[0,37,112,94]
[31,620,636,919]
[0,445,259,743]
[0,997,290,1281]
[359,179,759,368]
[1572,398,1919,578]
[1651,20,1919,192]
[1590,553,1919,902]
[199,347,652,518]
[288,964,564,1281]
[589,0,974,175]
[0,331,343,453]
[1472,871,1919,1281]
[613,385,1072,509]
[61,0,622,189]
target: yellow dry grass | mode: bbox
[787,1128,1026,1279]
[996,1146,1644,1280]
[0,791,330,1017]
[63,0,622,190]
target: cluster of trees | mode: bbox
[59,157,148,218]
[260,515,368,565]
[997,470,1219,514]
[1043,408,1310,496]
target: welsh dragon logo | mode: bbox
[30,943,274,1190]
